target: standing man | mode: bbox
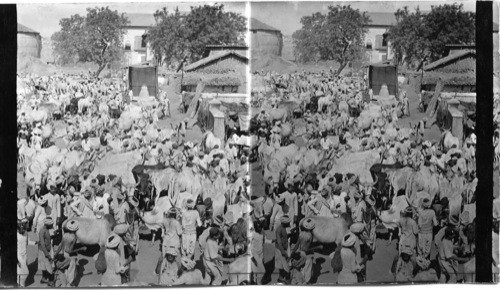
[349,188,366,224]
[275,215,291,283]
[418,198,438,259]
[38,217,55,286]
[291,218,318,284]
[53,220,85,287]
[114,224,136,284]
[45,184,61,234]
[203,227,234,285]
[181,199,202,259]
[437,227,468,283]
[113,191,130,225]
[17,218,29,287]
[282,183,299,228]
[70,187,96,219]
[402,91,410,117]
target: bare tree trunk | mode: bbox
[95,64,106,78]
[176,56,188,73]
[336,62,347,75]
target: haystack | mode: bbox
[422,71,476,87]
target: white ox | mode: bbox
[90,151,143,192]
[329,150,381,184]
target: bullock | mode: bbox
[141,195,175,244]
[143,167,176,202]
[330,150,381,184]
[29,108,50,125]
[39,102,61,120]
[201,130,222,153]
[166,167,203,207]
[369,162,405,209]
[386,167,414,202]
[440,130,460,152]
[263,158,283,190]
[77,96,93,114]
[279,122,293,144]
[273,144,299,167]
[117,117,134,132]
[227,253,253,285]
[338,100,349,113]
[62,214,116,247]
[298,215,350,246]
[378,195,409,244]
[90,151,143,191]
[268,108,288,123]
[317,95,334,113]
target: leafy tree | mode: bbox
[423,3,475,61]
[389,3,475,70]
[388,7,428,68]
[292,12,325,63]
[148,8,189,69]
[148,4,246,71]
[292,5,370,74]
[51,14,87,64]
[51,7,129,77]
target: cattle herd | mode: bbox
[15,69,499,287]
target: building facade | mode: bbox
[363,12,395,63]
[122,13,155,65]
[17,23,42,58]
[250,18,283,57]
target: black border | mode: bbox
[0,4,19,287]
[0,1,496,286]
[475,0,494,283]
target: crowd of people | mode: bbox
[16,72,255,287]
[15,68,499,287]
[250,69,498,283]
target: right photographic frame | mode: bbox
[249,0,499,285]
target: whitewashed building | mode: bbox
[122,13,155,65]
[363,12,395,63]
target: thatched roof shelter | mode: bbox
[422,48,476,90]
[184,51,248,72]
[422,71,476,86]
[182,73,241,87]
[423,50,475,72]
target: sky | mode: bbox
[17,1,248,38]
[251,1,480,35]
[16,0,498,38]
